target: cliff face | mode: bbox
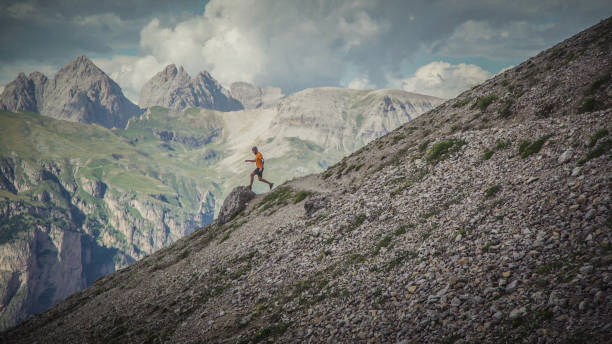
[0,56,141,129]
[1,17,609,344]
[0,115,215,330]
[138,65,243,112]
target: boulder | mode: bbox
[218,186,255,224]
[304,196,329,216]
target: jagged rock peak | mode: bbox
[0,56,141,129]
[139,65,243,112]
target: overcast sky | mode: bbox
[1,1,610,102]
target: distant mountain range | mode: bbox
[0,58,443,329]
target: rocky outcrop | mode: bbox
[139,65,243,112]
[229,82,284,109]
[0,56,141,129]
[217,186,255,225]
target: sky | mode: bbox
[1,0,611,102]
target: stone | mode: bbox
[217,186,256,224]
[457,257,469,265]
[493,312,503,321]
[509,307,527,320]
[505,280,518,293]
[579,265,593,275]
[407,286,417,293]
[571,167,582,177]
[502,271,511,278]
[557,149,573,164]
[304,196,330,216]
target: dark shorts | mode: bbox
[253,168,264,177]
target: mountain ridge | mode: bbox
[0,56,142,129]
[139,64,244,112]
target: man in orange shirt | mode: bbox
[245,146,274,191]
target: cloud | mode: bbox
[430,20,554,59]
[93,55,166,103]
[1,0,611,99]
[391,61,491,99]
[345,76,376,90]
[133,0,387,93]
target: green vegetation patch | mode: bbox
[452,97,472,108]
[476,95,497,111]
[293,190,312,204]
[482,148,495,161]
[257,186,294,211]
[587,129,609,147]
[578,97,600,113]
[518,135,552,158]
[578,138,611,165]
[484,185,501,198]
[426,139,467,163]
[386,250,418,271]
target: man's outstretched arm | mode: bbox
[245,159,255,162]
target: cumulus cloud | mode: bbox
[2,0,611,100]
[345,76,376,90]
[390,61,491,99]
[133,0,386,92]
[93,55,166,102]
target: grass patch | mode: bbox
[587,129,609,147]
[518,135,552,158]
[418,139,431,153]
[578,139,611,165]
[386,250,418,271]
[373,234,393,256]
[351,213,366,230]
[293,190,311,204]
[578,97,600,113]
[258,186,293,211]
[584,73,610,96]
[453,97,472,108]
[500,99,513,118]
[426,139,467,163]
[476,95,497,111]
[484,185,501,198]
[496,140,509,150]
[482,148,494,160]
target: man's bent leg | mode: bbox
[258,176,273,189]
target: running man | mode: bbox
[245,146,274,191]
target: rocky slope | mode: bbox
[0,81,439,330]
[2,15,610,344]
[0,56,141,129]
[139,65,243,112]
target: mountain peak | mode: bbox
[0,56,141,128]
[139,67,243,111]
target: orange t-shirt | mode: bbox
[255,152,264,169]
